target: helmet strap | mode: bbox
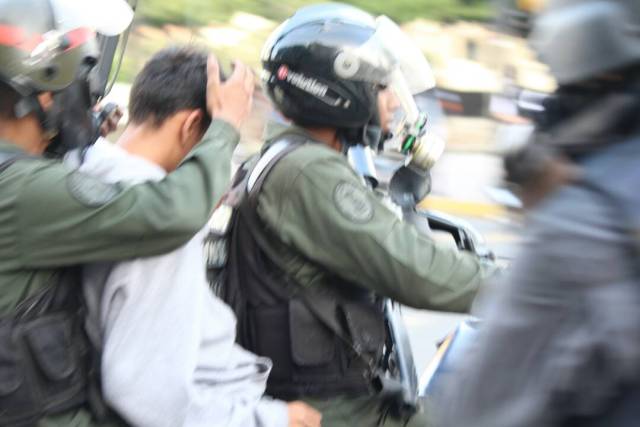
[13,93,59,139]
[14,95,41,119]
[45,77,100,158]
[337,123,382,150]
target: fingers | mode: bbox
[227,60,249,85]
[232,62,255,116]
[243,65,255,93]
[207,55,221,89]
[98,105,123,137]
[207,58,254,130]
[110,107,123,123]
[305,406,322,427]
[206,55,221,115]
[288,402,322,427]
[228,61,256,91]
[99,123,110,137]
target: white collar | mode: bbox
[70,138,167,184]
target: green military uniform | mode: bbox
[0,119,238,426]
[257,127,488,311]
[249,127,494,427]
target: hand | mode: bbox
[206,56,254,131]
[95,103,123,137]
[287,401,322,427]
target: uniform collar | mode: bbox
[263,123,319,152]
[70,138,167,184]
[0,140,29,155]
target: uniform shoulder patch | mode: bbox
[67,171,122,207]
[333,181,374,223]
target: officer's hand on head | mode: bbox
[206,55,254,131]
[287,401,322,427]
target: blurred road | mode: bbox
[405,150,521,375]
[431,151,502,205]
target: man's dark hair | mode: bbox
[0,81,19,121]
[129,46,212,132]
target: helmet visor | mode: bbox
[50,0,133,36]
[374,16,435,94]
[343,15,435,94]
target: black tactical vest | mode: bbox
[0,152,101,426]
[207,136,388,401]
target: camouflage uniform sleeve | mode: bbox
[13,119,238,268]
[258,148,492,313]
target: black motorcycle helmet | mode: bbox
[262,3,396,148]
[0,0,133,156]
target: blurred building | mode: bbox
[107,8,556,151]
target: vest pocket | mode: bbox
[341,302,385,360]
[248,304,292,379]
[24,314,79,381]
[23,312,88,411]
[289,298,336,366]
[0,325,38,423]
[0,328,22,395]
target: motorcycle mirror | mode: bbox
[388,165,432,208]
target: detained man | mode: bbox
[65,47,321,427]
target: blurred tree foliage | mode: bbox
[136,0,493,27]
[113,0,492,84]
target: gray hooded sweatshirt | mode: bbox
[66,139,288,427]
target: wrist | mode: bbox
[196,118,241,152]
[212,113,242,131]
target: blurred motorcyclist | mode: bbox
[215,3,496,426]
[0,0,253,425]
[436,1,640,426]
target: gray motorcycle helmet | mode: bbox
[531,0,640,85]
[0,0,133,154]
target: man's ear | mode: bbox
[180,109,204,149]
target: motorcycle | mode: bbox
[347,117,495,414]
[364,82,545,411]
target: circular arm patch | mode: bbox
[333,181,374,223]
